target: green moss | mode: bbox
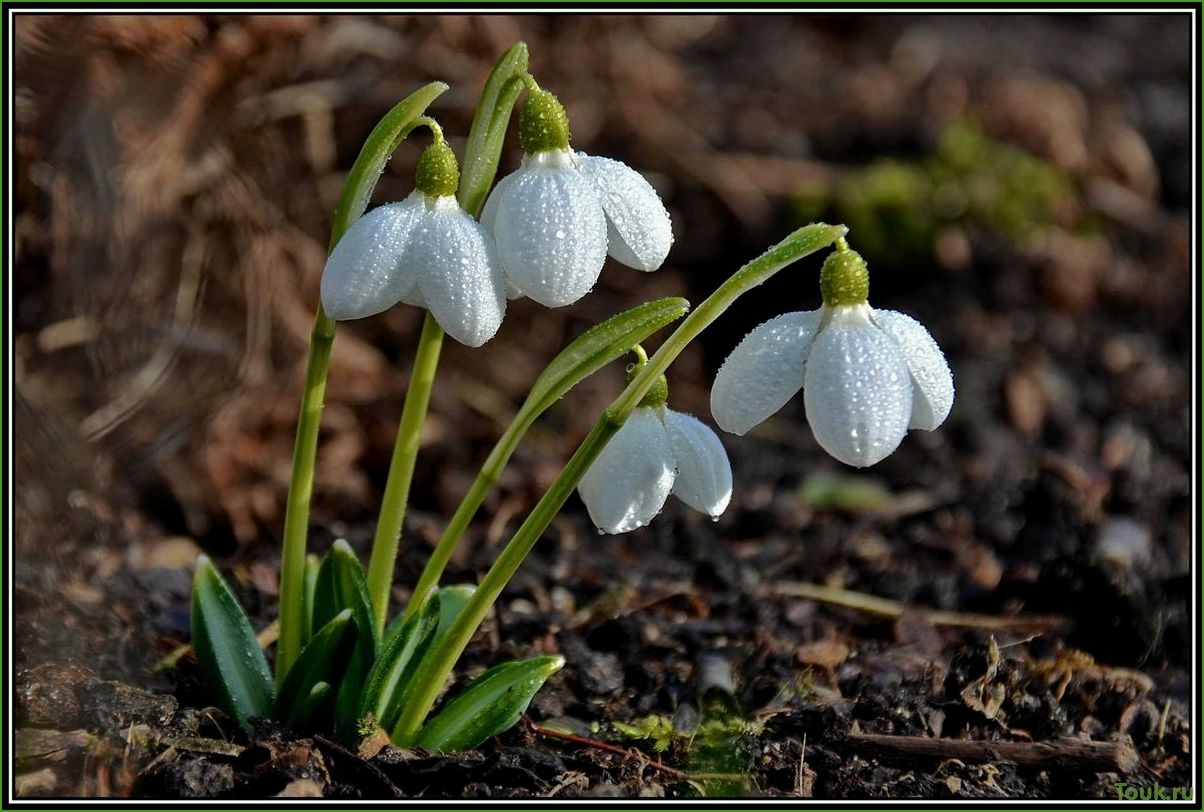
[793,117,1079,262]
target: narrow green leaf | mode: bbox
[410,655,565,752]
[360,594,441,731]
[396,585,476,716]
[312,540,379,740]
[522,297,690,418]
[286,681,334,732]
[300,553,320,648]
[275,609,356,724]
[429,585,476,654]
[457,42,529,217]
[313,540,378,655]
[328,81,450,249]
[190,556,275,731]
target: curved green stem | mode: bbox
[365,312,445,631]
[276,307,337,685]
[391,222,847,743]
[275,81,449,686]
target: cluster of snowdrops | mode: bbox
[190,44,954,753]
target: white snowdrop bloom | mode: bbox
[480,89,672,308]
[578,377,732,534]
[710,243,954,468]
[320,142,506,348]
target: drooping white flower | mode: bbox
[481,89,672,308]
[710,244,953,468]
[320,142,506,348]
[578,405,733,535]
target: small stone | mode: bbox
[1094,517,1152,569]
[796,639,850,669]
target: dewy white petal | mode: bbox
[575,152,673,272]
[710,310,824,435]
[664,410,733,518]
[407,196,506,347]
[492,150,608,307]
[577,409,675,534]
[802,304,912,467]
[320,195,424,320]
[480,172,522,311]
[871,309,954,431]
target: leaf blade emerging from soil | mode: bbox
[190,556,276,731]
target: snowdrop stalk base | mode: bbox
[391,221,847,744]
[276,81,450,686]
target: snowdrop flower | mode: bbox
[481,88,673,307]
[321,140,506,347]
[710,241,954,468]
[578,368,732,534]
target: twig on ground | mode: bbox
[773,582,1069,634]
[844,732,1138,774]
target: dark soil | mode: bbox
[12,14,1196,799]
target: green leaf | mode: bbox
[428,585,476,654]
[360,594,441,732]
[522,297,690,419]
[313,540,378,654]
[275,609,356,726]
[300,553,320,648]
[286,681,334,731]
[312,540,379,739]
[190,556,275,731]
[394,585,476,723]
[411,655,565,752]
[328,81,450,250]
[457,42,529,217]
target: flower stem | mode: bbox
[273,81,449,687]
[391,221,847,743]
[362,44,530,633]
[275,307,337,685]
[365,311,445,632]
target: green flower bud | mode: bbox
[519,89,571,155]
[414,140,460,198]
[627,359,669,410]
[819,241,869,306]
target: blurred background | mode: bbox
[12,14,1194,798]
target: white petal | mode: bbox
[320,197,423,320]
[802,305,912,467]
[479,174,527,301]
[871,309,954,431]
[492,153,608,307]
[665,410,732,518]
[710,310,824,435]
[408,198,506,347]
[479,169,514,239]
[576,152,673,272]
[577,409,675,534]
